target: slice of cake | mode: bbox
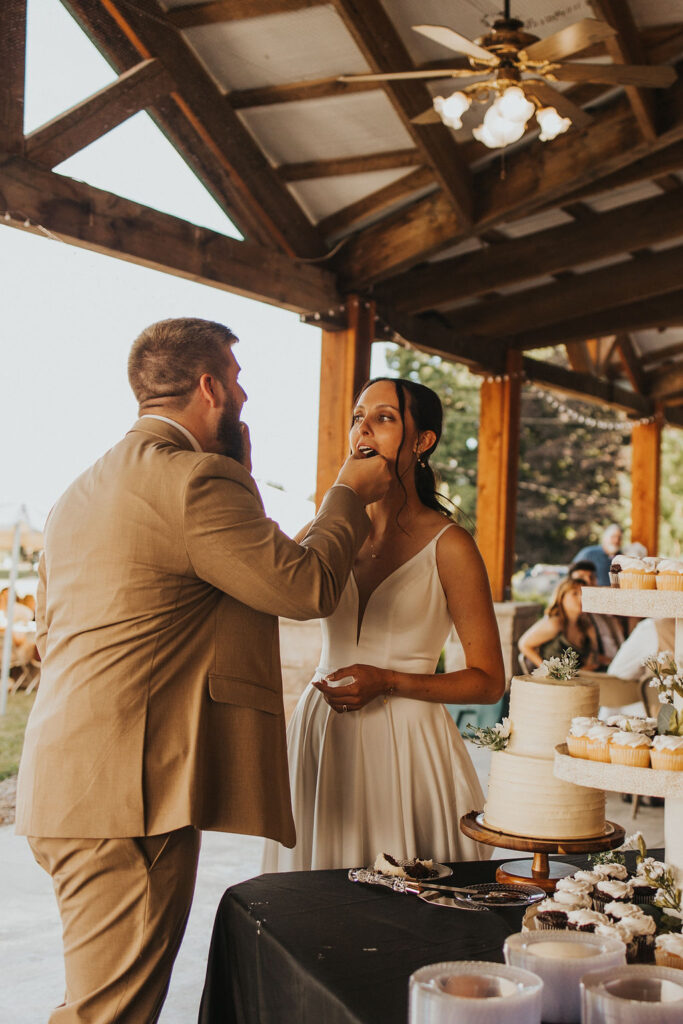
[483,674,605,840]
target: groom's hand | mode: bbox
[335,453,391,506]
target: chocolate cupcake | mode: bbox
[594,921,636,963]
[592,862,629,881]
[535,898,571,930]
[593,879,634,911]
[566,908,609,933]
[629,876,658,905]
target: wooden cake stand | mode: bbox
[460,811,626,893]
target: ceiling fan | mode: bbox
[338,3,677,147]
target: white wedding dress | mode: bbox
[262,524,489,871]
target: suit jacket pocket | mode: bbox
[208,673,282,715]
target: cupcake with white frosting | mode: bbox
[566,716,599,758]
[619,555,658,590]
[650,734,683,771]
[620,910,656,962]
[585,723,618,762]
[555,876,595,898]
[655,932,683,970]
[594,920,636,961]
[606,714,657,736]
[592,862,629,881]
[566,908,609,933]
[593,879,634,911]
[609,729,652,768]
[656,557,683,591]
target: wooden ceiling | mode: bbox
[2,0,683,425]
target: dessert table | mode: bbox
[198,850,651,1024]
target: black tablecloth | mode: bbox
[199,851,647,1024]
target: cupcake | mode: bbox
[593,879,634,911]
[628,876,658,904]
[606,715,658,737]
[619,555,657,589]
[535,898,571,930]
[609,556,622,588]
[594,921,635,962]
[592,863,629,881]
[566,908,608,933]
[609,730,652,768]
[620,911,656,962]
[656,558,683,591]
[604,901,646,922]
[650,734,683,770]
[585,723,618,762]
[567,716,599,758]
[655,933,683,970]
[573,869,601,887]
[555,876,595,898]
[551,888,592,910]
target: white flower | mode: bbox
[497,717,512,738]
[659,692,671,704]
[531,663,549,678]
[619,831,644,852]
[640,858,666,880]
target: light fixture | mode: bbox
[432,81,572,149]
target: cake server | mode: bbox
[348,868,544,906]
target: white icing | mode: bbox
[656,934,683,955]
[573,870,601,884]
[553,890,592,908]
[611,731,652,749]
[652,735,683,751]
[566,909,607,927]
[556,877,594,895]
[604,902,646,920]
[595,880,634,900]
[592,863,628,880]
[586,724,618,742]
[657,559,683,574]
[569,717,599,737]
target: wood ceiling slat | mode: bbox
[168,0,321,30]
[278,149,420,181]
[641,341,683,367]
[448,243,683,338]
[0,0,26,155]
[336,70,683,287]
[317,166,435,239]
[229,77,378,109]
[0,155,338,313]
[330,0,473,228]
[25,59,174,168]
[64,0,326,256]
[593,0,658,141]
[376,189,683,313]
[373,305,503,372]
[521,357,654,417]
[646,362,683,400]
[559,140,683,202]
[615,334,647,393]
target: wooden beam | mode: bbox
[229,77,379,109]
[315,297,374,505]
[0,155,339,314]
[317,167,435,239]
[336,70,683,287]
[560,140,683,203]
[278,149,420,182]
[0,1,26,155]
[630,419,662,556]
[168,0,320,29]
[475,351,522,602]
[375,189,683,313]
[25,59,174,168]
[646,362,683,401]
[64,0,325,257]
[593,0,658,141]
[449,243,683,339]
[565,342,595,375]
[374,305,505,373]
[642,341,683,367]
[511,291,683,351]
[331,0,473,228]
[521,358,653,417]
[615,334,647,394]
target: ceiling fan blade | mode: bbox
[411,108,442,125]
[520,18,617,63]
[552,62,678,88]
[338,69,490,83]
[413,24,498,65]
[520,80,593,130]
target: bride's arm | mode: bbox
[315,525,506,712]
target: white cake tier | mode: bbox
[506,675,600,759]
[484,751,606,840]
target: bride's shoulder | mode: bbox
[435,520,482,570]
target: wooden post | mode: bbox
[475,351,523,602]
[315,296,374,505]
[0,0,26,155]
[631,417,662,555]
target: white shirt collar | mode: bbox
[139,415,203,452]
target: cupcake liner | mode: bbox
[632,935,655,964]
[536,914,567,930]
[609,745,651,768]
[609,572,620,588]
[655,950,683,970]
[567,735,588,759]
[619,573,657,590]
[585,739,611,763]
[655,573,683,591]
[630,889,657,905]
[650,749,683,771]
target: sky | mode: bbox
[1,0,387,536]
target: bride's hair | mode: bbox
[355,377,455,520]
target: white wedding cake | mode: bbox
[483,675,606,840]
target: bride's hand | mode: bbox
[313,664,390,713]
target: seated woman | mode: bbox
[518,577,601,672]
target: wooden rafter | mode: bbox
[278,149,420,181]
[615,334,647,394]
[509,290,683,351]
[642,341,683,367]
[317,167,435,239]
[592,0,658,141]
[565,342,595,375]
[168,0,320,29]
[374,306,504,373]
[560,140,683,203]
[63,0,325,257]
[0,0,26,156]
[25,59,174,168]
[522,358,653,417]
[646,362,683,401]
[335,69,683,287]
[447,243,683,339]
[229,77,378,109]
[0,156,338,314]
[375,189,683,313]
[330,0,473,227]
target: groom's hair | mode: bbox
[128,317,237,407]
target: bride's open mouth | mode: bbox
[358,445,378,458]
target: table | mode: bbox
[199,850,651,1024]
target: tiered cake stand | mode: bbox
[460,811,625,892]
[554,587,683,883]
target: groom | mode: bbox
[15,317,389,1023]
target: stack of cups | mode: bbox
[408,961,543,1023]
[581,965,683,1022]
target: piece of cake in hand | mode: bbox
[609,730,652,768]
[650,734,683,770]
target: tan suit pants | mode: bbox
[29,827,201,1023]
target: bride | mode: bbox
[262,377,505,871]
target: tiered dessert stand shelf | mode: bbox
[554,586,683,882]
[460,811,625,892]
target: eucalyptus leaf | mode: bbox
[658,703,677,735]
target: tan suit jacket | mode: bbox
[16,418,368,844]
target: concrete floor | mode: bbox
[0,745,665,1024]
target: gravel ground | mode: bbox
[0,776,17,825]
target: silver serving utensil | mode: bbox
[348,869,543,906]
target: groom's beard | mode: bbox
[216,401,244,462]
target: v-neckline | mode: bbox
[351,525,451,643]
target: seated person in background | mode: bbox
[608,618,675,681]
[568,559,624,664]
[518,578,601,671]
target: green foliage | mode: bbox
[659,427,683,557]
[0,691,36,780]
